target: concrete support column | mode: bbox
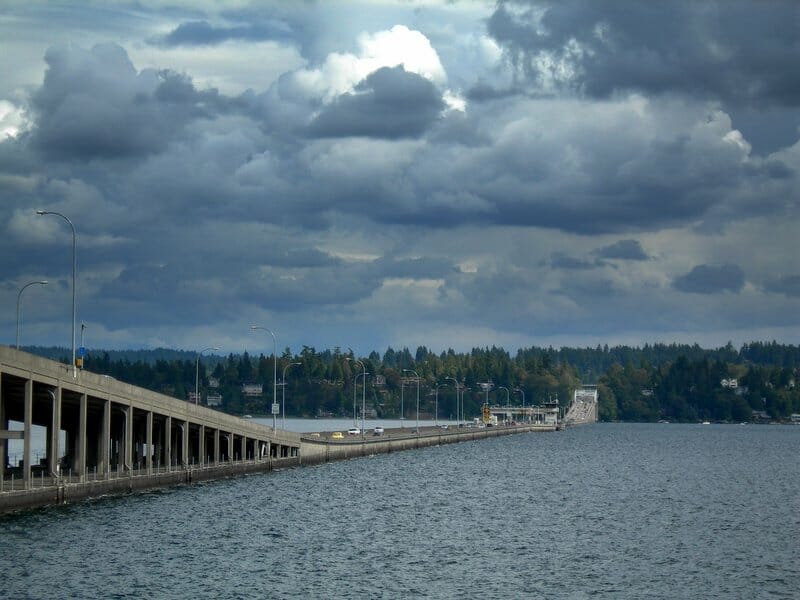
[100,398,110,479]
[182,420,189,468]
[214,429,220,464]
[226,432,232,462]
[77,393,87,482]
[199,424,205,466]
[146,411,153,475]
[165,415,172,472]
[124,405,133,473]
[242,435,247,461]
[23,378,32,489]
[48,386,62,477]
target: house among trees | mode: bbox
[242,383,263,397]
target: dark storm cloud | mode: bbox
[672,264,746,294]
[594,239,649,261]
[488,0,800,107]
[307,66,445,139]
[156,19,293,46]
[764,275,800,298]
[29,43,226,160]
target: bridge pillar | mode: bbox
[124,405,133,474]
[182,420,189,468]
[100,398,110,479]
[226,432,233,462]
[48,385,61,477]
[146,411,153,475]
[164,415,172,471]
[214,429,220,464]
[77,393,87,482]
[198,424,205,466]
[23,378,32,489]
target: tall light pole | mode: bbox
[434,382,447,427]
[515,387,526,422]
[346,358,367,436]
[250,325,277,430]
[461,387,469,426]
[36,209,76,377]
[195,346,219,405]
[499,386,510,424]
[400,375,405,427]
[281,361,301,430]
[445,376,459,425]
[403,369,420,434]
[16,280,48,349]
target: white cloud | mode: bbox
[290,25,448,102]
[0,100,28,138]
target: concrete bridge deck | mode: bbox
[0,346,556,513]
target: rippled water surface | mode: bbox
[2,423,798,599]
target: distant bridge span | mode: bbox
[563,386,599,426]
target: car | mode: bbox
[347,427,360,435]
[331,431,344,439]
[373,426,384,436]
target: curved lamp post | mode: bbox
[250,325,278,430]
[434,382,447,427]
[404,368,420,434]
[36,210,76,377]
[16,280,48,349]
[515,387,526,422]
[445,376,459,425]
[281,361,301,430]
[195,346,219,406]
[346,357,368,437]
[498,386,510,424]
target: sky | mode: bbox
[1,0,798,357]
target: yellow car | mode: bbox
[331,431,344,439]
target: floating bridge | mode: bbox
[1,346,560,513]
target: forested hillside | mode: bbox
[25,342,800,423]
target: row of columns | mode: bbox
[1,372,278,491]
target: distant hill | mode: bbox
[20,346,211,365]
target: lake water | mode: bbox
[1,423,798,599]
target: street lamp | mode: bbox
[250,325,278,430]
[499,386,511,424]
[36,209,77,377]
[16,280,48,349]
[346,357,367,436]
[195,346,219,405]
[403,369,420,434]
[515,388,526,422]
[281,361,301,430]
[445,376,459,425]
[434,382,447,427]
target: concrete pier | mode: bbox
[0,346,556,514]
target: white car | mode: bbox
[347,427,360,435]
[373,426,385,436]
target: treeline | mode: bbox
[39,341,800,422]
[598,357,798,422]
